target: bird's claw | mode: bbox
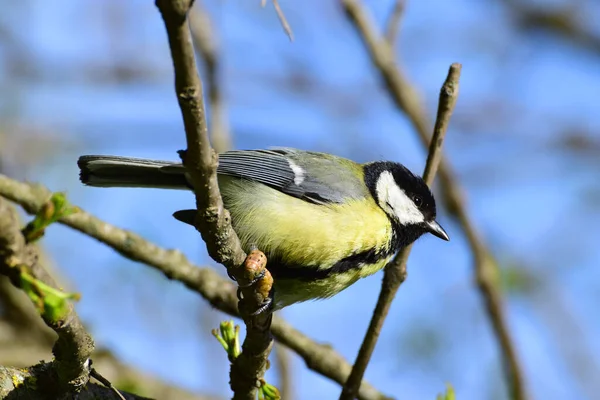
[231,268,266,288]
[237,285,275,316]
[249,297,273,316]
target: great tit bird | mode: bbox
[77,148,449,309]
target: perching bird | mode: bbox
[77,148,449,309]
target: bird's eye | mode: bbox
[413,195,423,207]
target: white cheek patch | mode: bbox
[376,171,424,225]
[288,159,305,185]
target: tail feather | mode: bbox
[77,155,189,189]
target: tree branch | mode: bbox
[340,62,461,400]
[155,1,273,397]
[0,196,95,397]
[261,0,294,41]
[384,0,405,46]
[0,342,221,400]
[503,0,600,57]
[274,343,294,400]
[0,366,153,400]
[0,212,217,399]
[341,0,527,399]
[0,175,390,400]
[155,0,246,273]
[190,2,232,153]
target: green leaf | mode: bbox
[436,383,455,400]
[22,192,77,243]
[500,264,537,295]
[259,381,281,400]
[212,320,241,362]
[213,321,280,399]
[19,271,80,322]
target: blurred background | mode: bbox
[1,0,599,399]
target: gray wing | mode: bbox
[217,148,368,204]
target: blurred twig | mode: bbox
[503,0,600,56]
[155,1,272,398]
[530,279,600,400]
[274,343,294,400]
[190,3,232,153]
[384,0,405,45]
[0,174,390,400]
[0,196,94,397]
[261,0,294,41]
[90,368,126,400]
[341,0,527,399]
[339,61,462,400]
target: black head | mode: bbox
[364,161,449,242]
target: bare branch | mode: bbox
[274,344,294,400]
[422,64,461,185]
[384,0,405,45]
[262,0,294,41]
[90,368,126,400]
[504,0,600,57]
[0,365,153,400]
[340,63,461,400]
[155,1,273,397]
[0,196,94,397]
[272,0,294,41]
[341,0,527,398]
[0,174,390,400]
[155,0,246,273]
[341,0,429,135]
[190,3,232,153]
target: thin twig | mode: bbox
[422,64,461,185]
[190,3,232,153]
[274,343,294,400]
[341,0,527,399]
[262,0,294,41]
[342,0,428,136]
[503,0,600,57]
[384,0,405,45]
[155,1,273,398]
[339,63,462,400]
[272,0,294,41]
[0,196,95,396]
[90,368,126,400]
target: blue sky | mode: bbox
[1,0,599,399]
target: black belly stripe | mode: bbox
[268,223,424,281]
[268,247,386,281]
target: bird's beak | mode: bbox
[425,220,450,241]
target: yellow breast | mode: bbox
[220,177,394,307]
